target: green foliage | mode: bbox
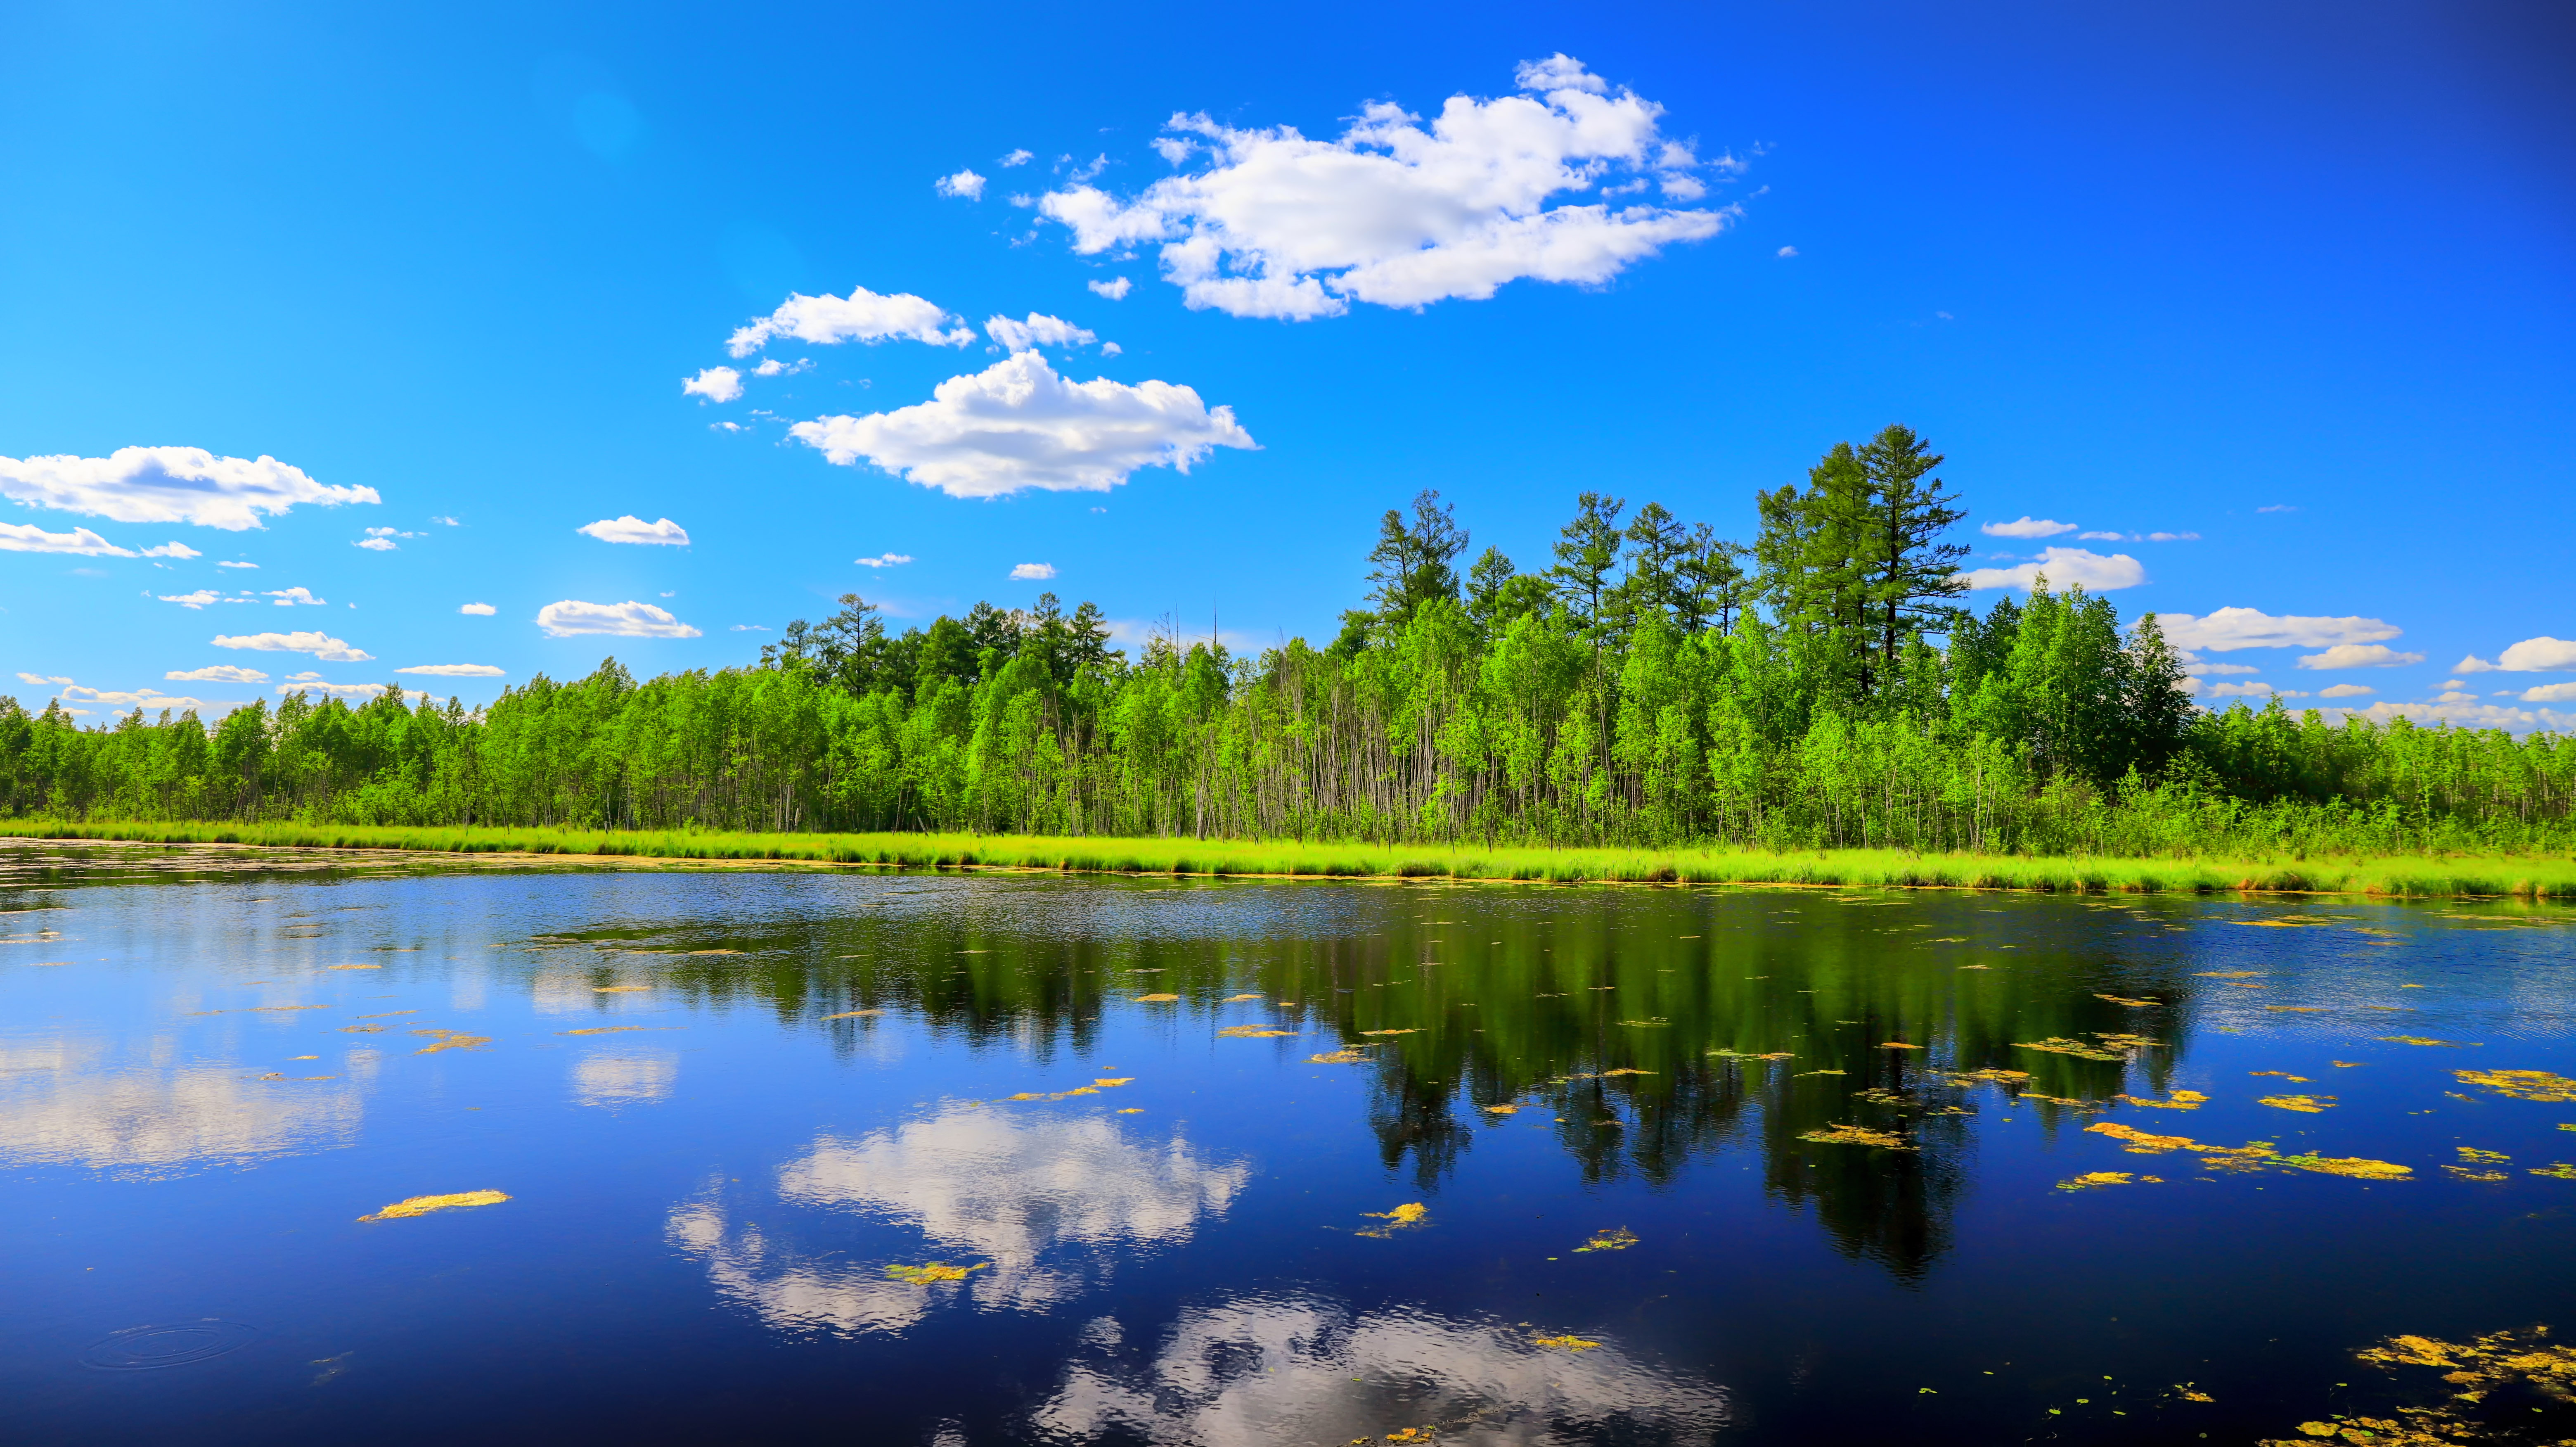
[4,428,2569,858]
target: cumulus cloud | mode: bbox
[0,447,376,531]
[1981,517,2076,539]
[2454,636,2576,674]
[157,589,224,609]
[1087,277,1133,300]
[2077,530,2121,541]
[0,520,138,556]
[2257,503,2297,514]
[1962,547,2145,592]
[682,366,744,403]
[15,673,72,687]
[788,351,1254,498]
[2184,661,2260,677]
[2147,531,2200,542]
[355,525,414,551]
[2158,607,2401,653]
[985,313,1098,352]
[751,358,810,377]
[279,681,426,702]
[727,286,976,357]
[1011,562,1058,580]
[459,602,497,616]
[535,599,701,639]
[2295,643,2424,670]
[166,665,268,684]
[854,553,913,568]
[2206,680,2307,699]
[1776,245,1797,257]
[577,515,691,547]
[2520,681,2576,703]
[57,682,248,713]
[935,168,987,199]
[2318,683,2375,698]
[396,663,505,677]
[218,560,258,569]
[2325,698,2576,734]
[210,630,373,662]
[264,586,326,607]
[1000,149,1033,168]
[1037,55,1728,319]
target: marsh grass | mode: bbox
[10,820,2575,899]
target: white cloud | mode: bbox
[1980,516,2076,539]
[210,630,372,662]
[1000,149,1033,168]
[2147,531,2200,542]
[1037,56,1728,319]
[459,602,497,616]
[395,663,505,677]
[264,586,326,607]
[788,351,1255,498]
[2317,683,2375,698]
[16,673,72,686]
[278,681,426,702]
[2206,680,2308,699]
[2326,699,2576,734]
[728,624,769,632]
[935,168,987,200]
[157,589,224,609]
[141,541,201,558]
[2158,607,2402,653]
[535,599,702,639]
[431,515,459,526]
[2455,636,2576,674]
[1962,547,2145,592]
[1776,244,1797,258]
[0,447,377,531]
[2257,503,2297,513]
[2521,681,2576,703]
[751,358,810,377]
[217,560,258,569]
[2077,530,2122,541]
[2294,643,2424,670]
[2184,661,2261,677]
[683,366,744,403]
[577,515,691,547]
[854,553,913,568]
[0,520,137,556]
[727,286,976,357]
[985,313,1097,351]
[355,525,414,551]
[1010,562,1058,580]
[166,665,268,684]
[286,671,322,681]
[1087,277,1133,300]
[60,683,246,713]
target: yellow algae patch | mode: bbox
[559,1026,643,1036]
[1531,1335,1600,1353]
[412,1030,492,1055]
[2378,1036,2471,1047]
[1116,1107,1143,1114]
[327,964,382,971]
[2057,1172,2162,1191]
[2458,1148,2510,1164]
[593,984,650,994]
[2088,1121,2201,1154]
[1800,1123,1907,1149]
[2016,1037,2125,1062]
[1601,1068,1657,1077]
[2455,1069,2576,1103]
[1356,1203,1428,1238]
[1360,1028,1418,1037]
[684,949,741,956]
[1133,993,1181,1003]
[359,1189,509,1222]
[1094,1078,1134,1088]
[822,1009,883,1020]
[2119,1091,2210,1111]
[2265,1006,2328,1013]
[2094,994,2159,1008]
[1880,1041,1924,1051]
[2252,1071,2311,1082]
[2446,1165,2511,1182]
[1308,1048,1373,1064]
[1483,1103,1524,1116]
[1003,1092,1047,1102]
[339,1025,387,1034]
[1949,1067,2031,1084]
[1216,1025,1298,1038]
[2259,1095,2335,1113]
[2275,1154,2410,1180]
[1708,1049,1797,1062]
[883,1262,986,1285]
[2330,1061,2365,1068]
[1055,1087,1099,1098]
[1574,1227,1639,1252]
[1219,994,1263,1003]
[2240,918,2330,928]
[2529,1163,2576,1179]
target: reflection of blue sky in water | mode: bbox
[666,1105,1251,1335]
[0,1038,364,1178]
[570,1051,676,1108]
[1037,1294,1729,1447]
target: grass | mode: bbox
[8,819,2576,899]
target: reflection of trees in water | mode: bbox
[526,880,2201,1283]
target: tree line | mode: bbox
[4,425,2569,854]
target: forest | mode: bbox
[4,426,2570,857]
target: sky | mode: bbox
[3,0,2572,728]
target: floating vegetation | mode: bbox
[1482,1103,1524,1115]
[2446,1166,2510,1181]
[1573,1227,1638,1252]
[1799,1122,1908,1149]
[883,1262,986,1285]
[326,964,381,971]
[2379,1037,2472,1048]
[1094,1077,1133,1087]
[2094,994,2159,1008]
[1219,993,1262,1002]
[2015,1037,2126,1062]
[2253,1071,2312,1082]
[821,1009,883,1020]
[1356,1203,1428,1238]
[1949,1067,2032,1084]
[1881,1041,1923,1050]
[2086,1122,2279,1169]
[1530,1334,1600,1353]
[2534,1164,2576,1181]
[559,1026,642,1035]
[2058,1171,2162,1191]
[1601,1067,1656,1077]
[1618,1019,1670,1028]
[359,1189,509,1222]
[2256,1325,2576,1447]
[1216,1025,1298,1038]
[1133,993,1181,1003]
[593,984,650,994]
[1309,1048,1373,1064]
[339,1024,386,1034]
[2260,1094,2337,1113]
[2119,1090,2210,1111]
[1359,1028,1418,1037]
[412,1030,491,1055]
[2266,1006,2329,1013]
[2459,1148,2511,1165]
[2455,1069,2576,1103]
[1708,1048,1797,1062]
[2276,1154,2411,1180]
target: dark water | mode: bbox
[3,843,2574,1446]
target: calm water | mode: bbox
[4,843,2574,1446]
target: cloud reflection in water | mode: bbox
[0,1040,362,1177]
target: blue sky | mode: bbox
[4,1,2571,726]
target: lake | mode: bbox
[3,842,2572,1446]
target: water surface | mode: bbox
[4,843,2573,1445]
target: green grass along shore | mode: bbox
[10,820,2576,899]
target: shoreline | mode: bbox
[5,821,2573,900]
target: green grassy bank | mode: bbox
[8,819,2575,899]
